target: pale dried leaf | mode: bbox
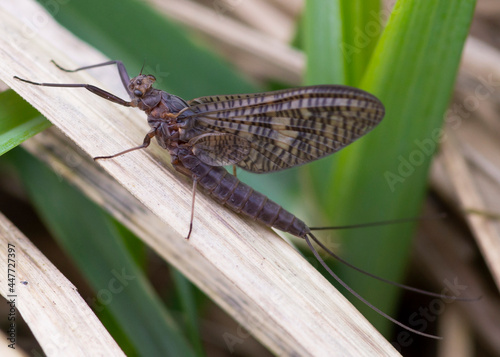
[0,213,125,356]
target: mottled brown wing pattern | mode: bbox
[190,133,251,166]
[184,85,385,173]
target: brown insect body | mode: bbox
[126,73,311,237]
[178,151,309,237]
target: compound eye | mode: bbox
[134,89,143,97]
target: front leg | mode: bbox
[14,76,133,107]
[14,60,135,107]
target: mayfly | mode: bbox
[14,60,468,338]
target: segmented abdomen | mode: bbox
[179,153,309,237]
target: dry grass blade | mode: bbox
[414,199,500,355]
[206,0,294,41]
[0,212,125,356]
[475,0,500,19]
[439,135,500,290]
[437,306,473,357]
[429,37,500,292]
[267,0,304,17]
[0,331,28,356]
[146,0,303,85]
[0,1,399,355]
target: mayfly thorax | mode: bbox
[14,60,472,339]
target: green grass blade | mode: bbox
[303,0,344,85]
[302,1,382,194]
[340,0,382,86]
[8,148,196,356]
[310,0,476,336]
[171,269,205,357]
[302,0,382,86]
[0,90,51,156]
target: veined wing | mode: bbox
[190,133,251,166]
[183,85,385,173]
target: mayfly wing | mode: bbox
[181,85,385,173]
[189,133,251,166]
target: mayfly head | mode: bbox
[128,74,156,98]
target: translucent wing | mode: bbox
[190,133,251,166]
[181,85,385,173]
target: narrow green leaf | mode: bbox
[340,0,382,86]
[171,269,205,357]
[0,90,51,156]
[303,0,345,85]
[8,148,195,357]
[112,220,148,270]
[302,0,384,205]
[314,0,476,336]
